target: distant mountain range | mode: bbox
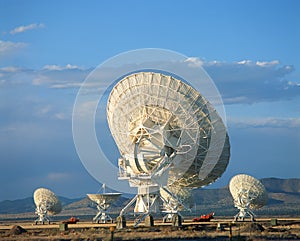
[0,178,299,218]
[0,196,81,215]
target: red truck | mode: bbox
[62,217,79,224]
[192,212,214,222]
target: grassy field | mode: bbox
[1,218,300,241]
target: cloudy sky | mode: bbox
[0,0,299,201]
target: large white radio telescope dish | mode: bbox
[33,188,62,224]
[229,174,267,221]
[107,71,230,188]
[107,71,230,226]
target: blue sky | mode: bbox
[0,0,299,200]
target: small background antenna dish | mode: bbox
[229,174,268,221]
[33,187,62,224]
[87,184,121,223]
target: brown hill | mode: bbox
[261,178,300,193]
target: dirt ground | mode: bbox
[0,218,300,241]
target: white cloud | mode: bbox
[32,75,49,86]
[222,96,248,104]
[203,60,299,104]
[0,59,298,105]
[46,172,72,181]
[42,65,63,71]
[235,60,280,67]
[53,112,68,120]
[43,64,82,71]
[0,65,93,91]
[10,23,45,35]
[256,60,279,67]
[184,57,204,67]
[0,66,23,72]
[34,104,71,120]
[228,117,300,129]
[0,40,26,54]
[50,81,104,89]
[35,105,53,117]
[237,60,252,65]
[31,66,90,87]
[50,82,82,89]
[0,66,33,87]
[287,81,300,87]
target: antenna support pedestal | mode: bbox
[116,215,126,229]
[35,205,51,225]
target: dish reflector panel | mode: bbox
[107,71,230,189]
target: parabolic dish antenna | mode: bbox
[33,187,62,224]
[87,192,121,223]
[229,174,268,221]
[107,71,230,226]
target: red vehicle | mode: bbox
[192,212,214,222]
[62,216,79,224]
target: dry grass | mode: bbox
[0,219,300,241]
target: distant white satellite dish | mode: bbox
[107,71,230,226]
[33,187,62,224]
[87,192,121,223]
[229,174,268,221]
